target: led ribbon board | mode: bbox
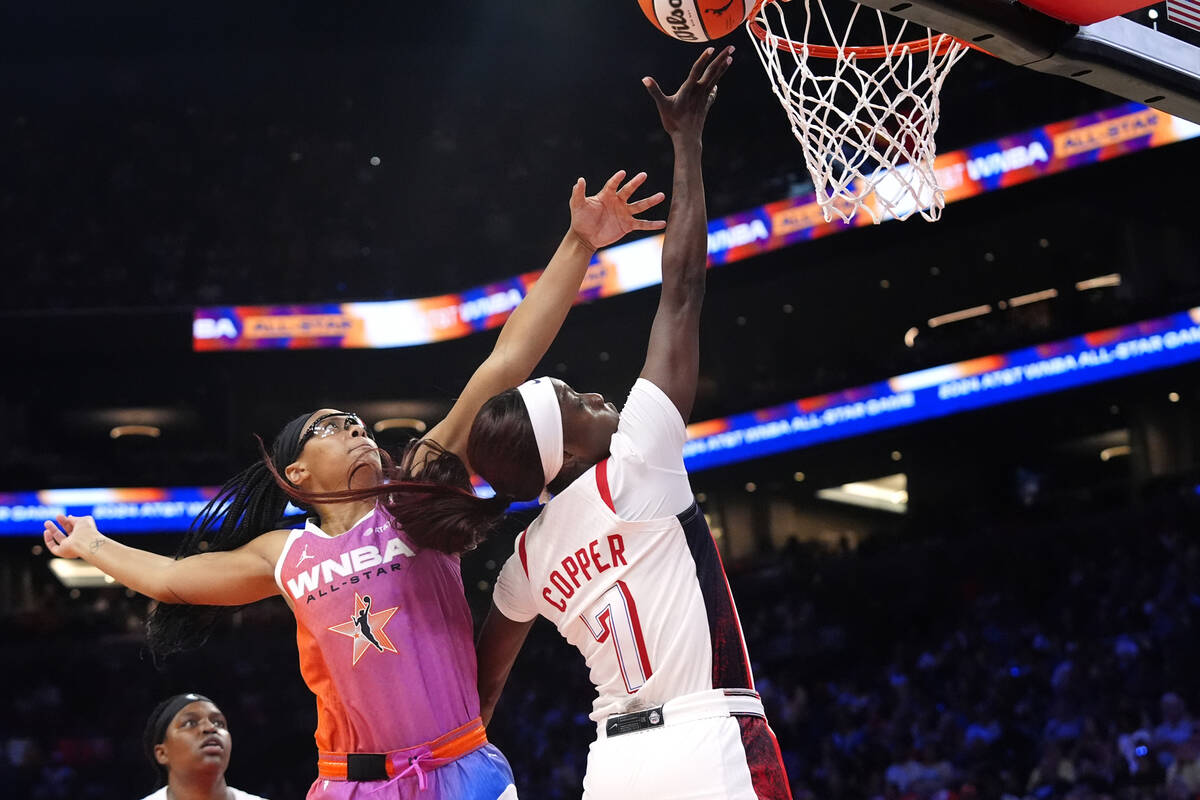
[0,487,304,537]
[16,307,1200,534]
[0,487,220,536]
[683,308,1200,471]
[195,104,1200,351]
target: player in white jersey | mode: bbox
[465,47,792,800]
[139,693,269,800]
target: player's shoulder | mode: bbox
[246,528,295,562]
[626,377,680,415]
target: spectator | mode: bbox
[1156,693,1195,766]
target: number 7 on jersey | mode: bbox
[581,580,654,693]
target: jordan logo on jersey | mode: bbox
[294,543,315,566]
[327,592,399,665]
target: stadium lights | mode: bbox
[109,425,161,439]
[927,305,991,328]
[1008,289,1059,307]
[372,417,428,434]
[1075,274,1122,291]
[1100,445,1132,462]
[816,474,908,514]
[48,558,121,588]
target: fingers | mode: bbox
[570,176,587,206]
[628,191,666,214]
[616,171,648,201]
[632,219,668,231]
[699,44,735,87]
[56,513,74,534]
[688,47,715,85]
[642,76,666,106]
[601,169,627,195]
[43,520,64,549]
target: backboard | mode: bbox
[853,0,1200,122]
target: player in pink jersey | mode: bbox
[42,167,667,800]
[464,48,794,799]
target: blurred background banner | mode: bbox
[192,102,1200,352]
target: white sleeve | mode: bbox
[491,532,539,623]
[606,378,694,520]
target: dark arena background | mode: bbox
[4,1,1200,798]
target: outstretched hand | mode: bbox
[43,514,102,560]
[569,170,667,251]
[643,45,734,139]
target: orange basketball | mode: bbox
[638,0,763,42]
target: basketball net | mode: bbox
[747,0,969,223]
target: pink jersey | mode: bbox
[274,504,480,753]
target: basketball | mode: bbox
[638,0,762,43]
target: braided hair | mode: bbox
[261,436,513,558]
[145,412,312,661]
[147,412,513,661]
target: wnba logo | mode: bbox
[193,317,238,339]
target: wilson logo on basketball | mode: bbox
[638,0,758,42]
[664,0,701,42]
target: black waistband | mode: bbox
[346,753,389,782]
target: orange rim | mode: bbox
[746,8,973,59]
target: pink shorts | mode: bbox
[307,743,517,800]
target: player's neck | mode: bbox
[313,499,376,536]
[549,460,596,495]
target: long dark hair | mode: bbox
[146,412,512,662]
[260,437,512,557]
[146,412,313,661]
[467,388,546,502]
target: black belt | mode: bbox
[605,706,666,738]
[345,753,390,782]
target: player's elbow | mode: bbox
[663,270,706,311]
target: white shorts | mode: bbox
[581,689,791,800]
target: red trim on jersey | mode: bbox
[711,538,755,690]
[616,579,654,684]
[766,723,791,797]
[595,458,616,512]
[737,716,794,799]
[517,530,530,577]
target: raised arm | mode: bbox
[420,173,667,469]
[638,46,733,422]
[43,514,284,606]
[476,601,535,727]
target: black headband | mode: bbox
[147,693,213,750]
[275,411,318,467]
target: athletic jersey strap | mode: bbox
[595,458,616,512]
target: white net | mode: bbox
[747,0,969,223]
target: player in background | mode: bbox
[43,168,666,800]
[139,693,269,800]
[466,46,793,799]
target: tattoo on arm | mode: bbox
[87,539,104,554]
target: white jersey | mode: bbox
[493,379,755,722]
[139,787,268,800]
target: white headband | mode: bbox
[516,377,563,492]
